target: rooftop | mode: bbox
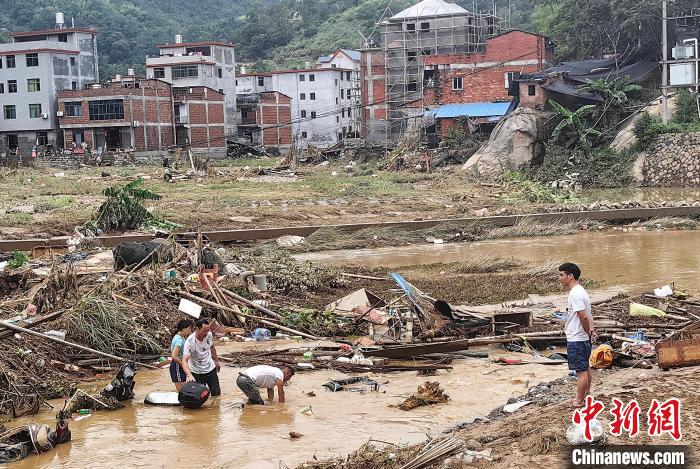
[390,0,468,20]
[430,101,513,119]
[271,67,352,75]
[11,27,98,38]
[156,41,235,49]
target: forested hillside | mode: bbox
[0,0,671,78]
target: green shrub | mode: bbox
[672,89,700,124]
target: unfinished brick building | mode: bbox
[237,90,293,147]
[172,86,227,154]
[57,75,174,151]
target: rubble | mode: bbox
[398,381,449,411]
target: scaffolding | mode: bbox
[378,0,506,142]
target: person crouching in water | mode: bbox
[237,365,294,405]
[170,319,193,391]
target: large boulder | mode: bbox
[610,95,676,152]
[462,107,550,177]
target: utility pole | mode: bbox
[662,0,669,124]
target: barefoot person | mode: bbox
[182,318,222,396]
[169,319,192,391]
[558,262,595,408]
[236,365,294,405]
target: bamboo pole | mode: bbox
[0,321,158,369]
[217,287,282,320]
[176,290,319,340]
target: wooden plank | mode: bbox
[656,338,700,369]
[0,310,65,340]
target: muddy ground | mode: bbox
[1,161,698,239]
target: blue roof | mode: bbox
[316,55,332,64]
[431,102,513,119]
[340,49,361,61]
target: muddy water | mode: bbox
[298,230,700,293]
[13,342,567,468]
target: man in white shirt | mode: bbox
[182,318,221,396]
[236,365,294,405]
[559,262,596,408]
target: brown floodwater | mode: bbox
[11,342,567,468]
[298,230,700,293]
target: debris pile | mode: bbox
[398,381,450,411]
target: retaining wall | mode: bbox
[644,132,700,186]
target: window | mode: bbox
[300,93,306,100]
[452,77,463,90]
[70,57,76,66]
[504,71,519,89]
[8,80,17,93]
[336,116,339,123]
[346,71,351,81]
[29,103,42,118]
[422,49,431,56]
[310,111,317,118]
[341,89,344,99]
[347,89,352,99]
[36,132,48,146]
[331,64,337,68]
[4,105,16,119]
[58,33,68,42]
[347,107,352,117]
[406,23,416,31]
[528,84,536,96]
[72,130,84,145]
[257,76,265,86]
[335,79,338,86]
[299,74,305,82]
[342,108,346,118]
[71,81,78,90]
[0,83,3,94]
[217,68,223,78]
[26,53,39,67]
[0,58,2,69]
[301,131,308,138]
[420,22,430,31]
[335,97,338,104]
[154,67,165,79]
[407,82,417,91]
[301,110,307,118]
[309,74,315,81]
[89,99,124,120]
[172,65,198,79]
[6,55,15,68]
[27,78,41,92]
[218,89,223,94]
[407,51,417,62]
[310,92,316,100]
[340,73,344,81]
[65,101,82,117]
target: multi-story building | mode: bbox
[145,36,236,140]
[172,86,227,154]
[235,72,293,147]
[0,13,98,156]
[361,0,500,143]
[270,68,354,147]
[57,75,174,152]
[317,49,361,137]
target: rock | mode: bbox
[276,235,305,247]
[463,107,549,178]
[473,208,490,217]
[610,95,677,152]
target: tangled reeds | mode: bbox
[63,296,162,356]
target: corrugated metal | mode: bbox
[431,102,513,119]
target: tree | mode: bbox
[549,100,601,150]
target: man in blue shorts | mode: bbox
[558,262,596,408]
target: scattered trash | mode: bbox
[653,285,673,298]
[276,235,305,247]
[566,418,605,445]
[589,344,614,369]
[398,381,449,411]
[252,328,271,341]
[178,298,202,319]
[289,431,303,439]
[503,400,532,413]
[322,377,380,392]
[629,302,666,318]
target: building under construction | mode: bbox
[361,0,503,143]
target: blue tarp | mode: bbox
[430,102,513,119]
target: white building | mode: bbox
[317,49,361,137]
[145,36,236,138]
[269,68,354,147]
[0,13,98,156]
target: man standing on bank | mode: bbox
[236,365,294,405]
[558,262,596,408]
[182,318,222,396]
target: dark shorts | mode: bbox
[169,362,186,383]
[567,340,592,372]
[236,373,265,405]
[192,369,221,396]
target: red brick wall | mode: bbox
[360,49,388,139]
[258,92,293,145]
[518,82,546,108]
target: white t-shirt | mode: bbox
[184,332,215,374]
[245,365,284,389]
[565,284,593,342]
